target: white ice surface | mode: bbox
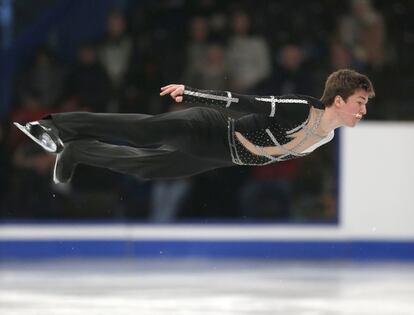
[1,259,414,315]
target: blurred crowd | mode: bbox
[0,0,413,221]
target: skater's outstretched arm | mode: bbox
[160,84,314,117]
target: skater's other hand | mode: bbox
[160,84,184,103]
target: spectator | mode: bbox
[255,43,314,96]
[186,43,229,90]
[120,51,165,114]
[98,11,133,111]
[329,42,356,71]
[338,0,386,70]
[184,16,211,85]
[149,179,192,222]
[313,41,358,97]
[66,43,110,112]
[226,10,271,92]
[18,46,65,108]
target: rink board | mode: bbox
[1,239,414,260]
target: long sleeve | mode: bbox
[182,86,316,117]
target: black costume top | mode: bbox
[182,86,335,165]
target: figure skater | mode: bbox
[14,69,374,184]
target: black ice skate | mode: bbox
[14,121,64,154]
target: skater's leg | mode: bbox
[57,139,231,182]
[48,109,198,148]
[17,107,233,163]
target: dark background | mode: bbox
[0,0,412,222]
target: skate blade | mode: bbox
[53,153,61,184]
[13,122,60,153]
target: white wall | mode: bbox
[340,121,414,239]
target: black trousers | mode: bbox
[49,107,234,179]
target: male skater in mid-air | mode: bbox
[14,69,374,184]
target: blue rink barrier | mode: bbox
[1,240,414,260]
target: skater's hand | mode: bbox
[160,84,185,103]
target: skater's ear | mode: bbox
[334,95,345,108]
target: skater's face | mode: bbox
[335,89,369,127]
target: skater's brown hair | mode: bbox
[321,69,375,107]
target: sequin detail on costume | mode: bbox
[183,89,239,107]
[227,109,334,166]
